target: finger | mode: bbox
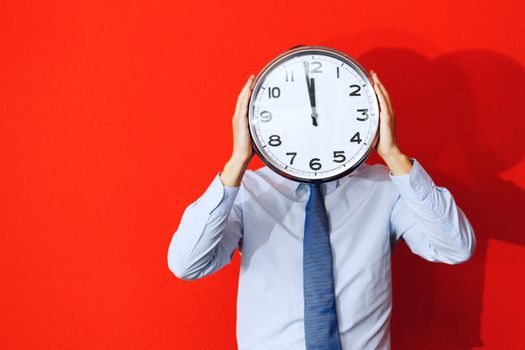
[238,75,255,118]
[234,79,250,116]
[376,80,393,114]
[376,83,393,117]
[372,72,388,98]
[234,75,255,117]
[372,72,394,114]
[373,81,388,117]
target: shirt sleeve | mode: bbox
[167,172,243,280]
[389,159,476,264]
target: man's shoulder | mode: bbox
[353,162,392,182]
[242,162,392,186]
[243,165,275,181]
[239,166,286,192]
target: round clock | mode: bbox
[248,45,380,183]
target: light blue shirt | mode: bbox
[167,159,476,350]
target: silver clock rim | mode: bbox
[248,45,380,184]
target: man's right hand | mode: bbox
[220,74,255,187]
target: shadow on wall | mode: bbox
[340,47,524,349]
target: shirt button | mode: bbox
[415,184,423,192]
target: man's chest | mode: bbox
[239,183,396,272]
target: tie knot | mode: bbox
[309,183,322,196]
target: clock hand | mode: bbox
[309,78,318,126]
[303,62,318,127]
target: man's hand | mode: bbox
[370,70,413,176]
[220,74,255,187]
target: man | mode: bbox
[167,71,476,349]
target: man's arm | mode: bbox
[167,74,255,280]
[369,70,475,263]
[389,158,476,263]
[167,172,243,280]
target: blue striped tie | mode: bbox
[303,183,342,350]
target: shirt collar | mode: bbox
[274,164,364,195]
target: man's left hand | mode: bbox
[370,70,413,175]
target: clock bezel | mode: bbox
[248,45,380,184]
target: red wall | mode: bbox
[2,1,524,349]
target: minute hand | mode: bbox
[304,62,318,126]
[308,78,318,126]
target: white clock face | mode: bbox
[249,48,379,182]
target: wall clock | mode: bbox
[248,45,379,183]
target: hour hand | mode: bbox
[303,62,318,126]
[308,78,318,126]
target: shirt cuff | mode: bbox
[200,172,240,214]
[389,158,434,201]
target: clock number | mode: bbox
[285,70,294,82]
[309,158,322,170]
[350,132,362,144]
[310,61,322,74]
[268,87,281,99]
[349,84,361,96]
[268,135,282,147]
[304,61,322,74]
[260,110,272,122]
[286,152,297,164]
[333,151,346,163]
[356,108,369,121]
[336,66,340,79]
